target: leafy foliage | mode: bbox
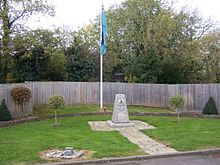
[199,30,220,83]
[11,86,31,104]
[12,29,67,82]
[0,0,219,84]
[0,99,12,121]
[47,95,65,109]
[169,95,185,110]
[202,97,219,115]
[102,0,214,83]
[0,0,55,83]
[169,95,185,121]
[66,37,97,81]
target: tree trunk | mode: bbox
[54,110,57,125]
[0,0,12,83]
[177,108,180,121]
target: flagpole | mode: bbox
[100,48,103,109]
[100,3,103,109]
[100,2,107,110]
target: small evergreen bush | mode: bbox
[202,97,218,115]
[0,99,12,121]
[47,95,65,109]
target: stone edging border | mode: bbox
[0,112,219,127]
[39,148,220,165]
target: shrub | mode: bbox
[202,97,218,115]
[169,95,185,121]
[47,95,65,126]
[0,99,12,121]
[169,95,185,109]
[11,86,31,104]
[47,95,65,109]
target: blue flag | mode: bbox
[100,5,108,55]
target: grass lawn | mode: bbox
[132,116,220,151]
[0,116,144,165]
[0,116,220,165]
[33,104,171,117]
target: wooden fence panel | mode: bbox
[0,83,32,118]
[1,82,220,117]
[25,82,220,114]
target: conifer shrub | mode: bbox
[0,99,12,121]
[202,97,218,115]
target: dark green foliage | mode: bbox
[66,38,97,81]
[11,29,67,82]
[202,97,219,115]
[0,0,54,83]
[12,47,50,82]
[0,0,218,84]
[0,99,12,121]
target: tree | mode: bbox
[169,95,185,121]
[47,95,65,126]
[199,30,220,83]
[10,86,31,116]
[103,0,213,83]
[11,29,67,82]
[108,0,167,82]
[0,0,54,83]
[66,36,97,81]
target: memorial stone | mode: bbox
[107,94,134,127]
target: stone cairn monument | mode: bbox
[107,94,134,127]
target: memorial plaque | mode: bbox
[107,94,134,128]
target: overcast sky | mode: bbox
[27,0,220,30]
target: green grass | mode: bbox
[33,104,171,117]
[1,116,219,165]
[0,116,143,165]
[132,116,220,151]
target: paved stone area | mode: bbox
[88,120,177,155]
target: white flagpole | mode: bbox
[100,3,103,109]
[100,49,103,109]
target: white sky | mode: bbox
[27,0,220,30]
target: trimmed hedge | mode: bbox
[202,97,218,115]
[0,99,12,121]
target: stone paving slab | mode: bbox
[88,120,177,155]
[88,120,155,131]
